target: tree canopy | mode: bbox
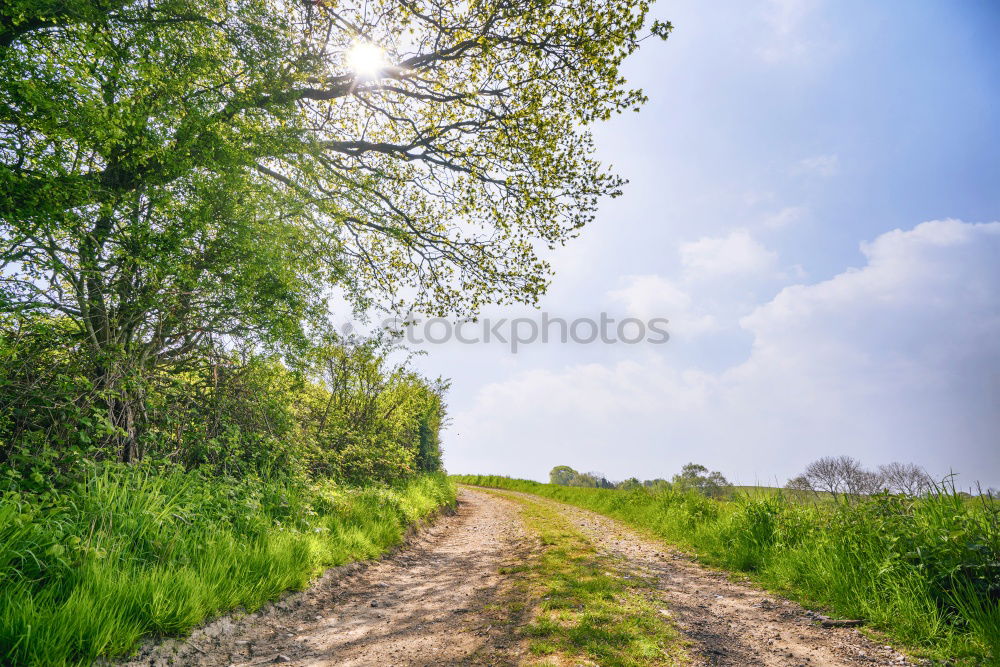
[1,0,667,335]
[1,0,666,457]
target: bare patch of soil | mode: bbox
[120,488,530,666]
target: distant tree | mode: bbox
[617,477,642,490]
[672,463,731,498]
[588,472,616,489]
[801,456,850,497]
[877,462,933,497]
[799,455,885,499]
[847,468,886,496]
[549,466,579,486]
[563,470,613,488]
[784,475,813,493]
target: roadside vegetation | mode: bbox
[0,328,457,666]
[0,469,454,666]
[455,472,1000,663]
[486,489,688,666]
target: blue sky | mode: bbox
[408,0,1000,488]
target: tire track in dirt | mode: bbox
[121,488,530,666]
[496,488,916,667]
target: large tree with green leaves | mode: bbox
[1,0,668,457]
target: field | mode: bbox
[454,475,1000,663]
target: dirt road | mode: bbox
[497,489,913,667]
[123,488,914,666]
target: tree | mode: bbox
[799,456,884,499]
[877,462,933,497]
[302,337,449,481]
[549,465,579,486]
[585,471,615,489]
[1,0,667,458]
[617,477,642,490]
[672,463,731,498]
[784,474,813,493]
[846,468,885,496]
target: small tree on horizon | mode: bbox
[672,463,731,498]
[878,462,933,496]
[549,466,579,486]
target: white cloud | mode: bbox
[795,153,839,177]
[608,275,717,336]
[680,229,779,279]
[448,220,1000,488]
[762,206,808,229]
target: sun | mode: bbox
[346,42,387,80]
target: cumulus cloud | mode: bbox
[680,229,779,279]
[449,220,1000,487]
[608,275,717,337]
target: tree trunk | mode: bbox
[96,362,141,463]
[110,395,139,463]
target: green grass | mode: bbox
[455,475,1000,664]
[485,488,688,666]
[0,465,455,666]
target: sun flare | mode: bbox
[346,42,387,79]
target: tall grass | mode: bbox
[455,475,999,663]
[0,465,455,666]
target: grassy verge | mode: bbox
[0,465,455,666]
[455,475,999,664]
[483,488,688,666]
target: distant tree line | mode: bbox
[785,456,936,498]
[550,456,961,501]
[549,462,732,498]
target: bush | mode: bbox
[0,322,448,486]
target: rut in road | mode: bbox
[123,488,916,666]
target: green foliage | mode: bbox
[455,475,1000,663]
[1,0,662,462]
[547,465,614,488]
[300,340,449,484]
[1,324,448,484]
[549,465,579,486]
[0,465,455,666]
[0,0,662,462]
[671,462,731,498]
